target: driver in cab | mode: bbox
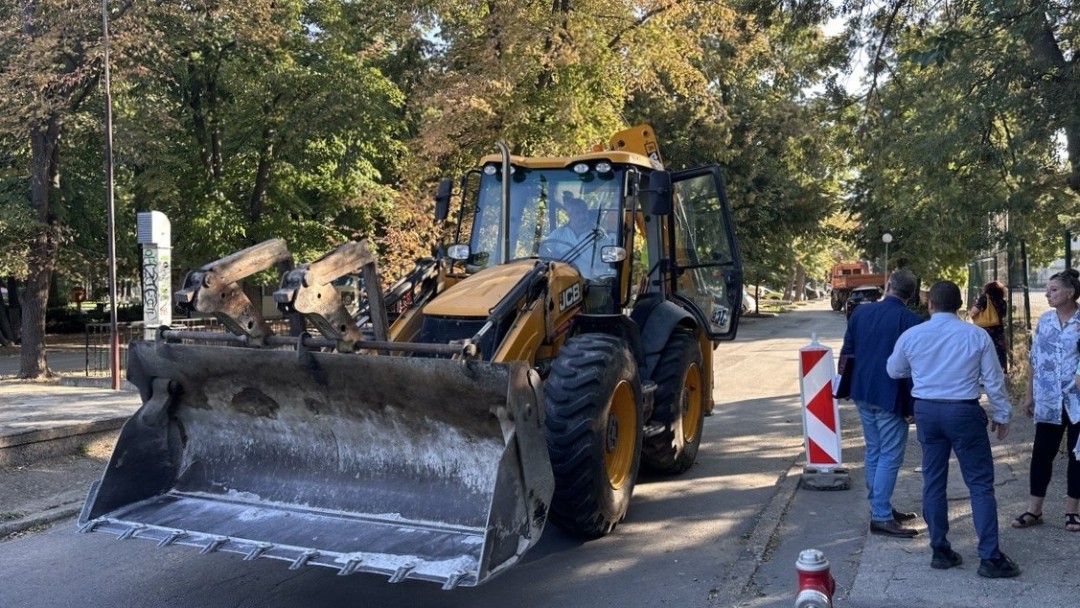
[546,196,596,254]
[544,195,615,279]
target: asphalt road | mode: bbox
[0,343,89,377]
[0,301,850,607]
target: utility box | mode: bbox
[137,211,171,340]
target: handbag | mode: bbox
[833,355,854,399]
[973,299,1000,328]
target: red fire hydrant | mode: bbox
[794,548,835,608]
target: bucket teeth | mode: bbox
[337,557,363,576]
[288,549,319,571]
[77,520,101,534]
[442,570,469,590]
[244,543,273,561]
[199,536,229,555]
[116,525,145,541]
[389,562,416,583]
[157,530,186,547]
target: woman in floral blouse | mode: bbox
[1012,269,1080,532]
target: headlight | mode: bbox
[600,246,627,263]
[595,161,612,174]
[447,244,470,260]
[572,162,589,174]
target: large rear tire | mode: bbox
[544,333,643,537]
[831,291,845,311]
[642,330,706,474]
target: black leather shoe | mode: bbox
[977,553,1020,578]
[930,548,963,570]
[869,519,918,537]
[892,508,918,522]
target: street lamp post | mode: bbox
[102,0,119,390]
[882,233,893,290]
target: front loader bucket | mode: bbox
[79,341,554,589]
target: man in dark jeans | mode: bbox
[887,280,1020,578]
[840,269,923,537]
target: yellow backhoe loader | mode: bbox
[78,125,744,589]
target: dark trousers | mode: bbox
[914,399,1001,560]
[1030,409,1080,500]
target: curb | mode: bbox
[0,419,126,467]
[58,375,138,391]
[713,457,803,607]
[0,498,83,540]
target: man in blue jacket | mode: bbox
[840,269,924,537]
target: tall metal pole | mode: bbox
[102,0,120,389]
[882,233,893,290]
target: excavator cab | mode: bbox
[446,158,630,314]
[444,145,743,335]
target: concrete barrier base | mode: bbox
[800,466,851,491]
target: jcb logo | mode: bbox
[559,284,582,312]
[711,307,728,327]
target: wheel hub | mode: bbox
[606,416,619,452]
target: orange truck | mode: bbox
[829,261,886,311]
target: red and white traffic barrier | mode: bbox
[798,335,842,472]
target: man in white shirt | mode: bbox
[546,197,594,252]
[544,196,612,278]
[887,280,1019,579]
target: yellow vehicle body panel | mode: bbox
[476,149,654,170]
[423,260,582,320]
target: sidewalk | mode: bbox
[845,407,1080,607]
[0,378,140,538]
[740,395,1080,608]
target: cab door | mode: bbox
[667,166,743,341]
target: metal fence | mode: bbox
[969,237,1079,329]
[967,236,1079,371]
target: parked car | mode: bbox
[845,285,883,319]
[742,291,757,313]
[747,285,783,301]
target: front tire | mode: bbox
[642,330,706,474]
[544,333,643,537]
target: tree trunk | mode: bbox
[18,116,61,378]
[792,264,807,302]
[248,109,276,224]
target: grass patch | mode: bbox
[1006,324,1030,403]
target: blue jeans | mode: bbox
[855,399,910,521]
[914,399,1001,560]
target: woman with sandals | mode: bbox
[1012,269,1080,533]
